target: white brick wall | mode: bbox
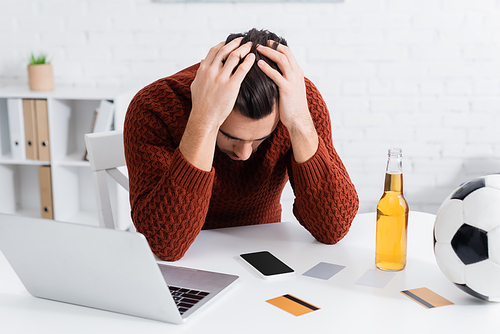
[2,0,500,220]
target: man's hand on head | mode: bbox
[179,39,255,172]
[256,42,309,132]
[190,38,255,129]
[256,42,319,164]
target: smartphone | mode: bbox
[240,251,294,279]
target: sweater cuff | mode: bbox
[170,148,215,195]
[290,137,331,190]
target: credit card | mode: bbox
[401,288,454,309]
[266,294,320,316]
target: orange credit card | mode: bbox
[401,288,454,309]
[267,294,320,316]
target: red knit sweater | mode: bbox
[124,64,359,261]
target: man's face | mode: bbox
[216,107,279,161]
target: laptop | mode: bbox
[0,213,238,324]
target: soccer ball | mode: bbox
[434,174,500,302]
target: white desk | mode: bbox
[1,212,499,333]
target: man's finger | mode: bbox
[230,52,255,86]
[213,37,244,64]
[257,46,287,75]
[222,41,253,75]
[267,40,295,61]
[257,58,283,86]
[202,41,225,66]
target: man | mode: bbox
[124,29,359,261]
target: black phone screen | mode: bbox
[240,251,294,276]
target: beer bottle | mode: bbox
[375,148,409,271]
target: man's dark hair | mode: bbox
[225,28,287,120]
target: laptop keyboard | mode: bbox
[168,286,210,315]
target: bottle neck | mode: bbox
[386,149,403,174]
[384,172,403,193]
[384,148,404,192]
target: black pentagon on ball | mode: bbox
[455,283,489,301]
[451,224,489,265]
[451,177,485,200]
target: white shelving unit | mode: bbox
[0,85,136,229]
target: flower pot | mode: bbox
[27,64,54,91]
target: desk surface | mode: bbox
[1,212,499,333]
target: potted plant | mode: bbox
[27,52,54,91]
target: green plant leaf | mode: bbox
[28,52,50,65]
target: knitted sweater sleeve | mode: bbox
[123,77,214,262]
[288,78,359,244]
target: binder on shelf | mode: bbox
[38,165,54,219]
[83,100,115,161]
[23,99,38,160]
[35,100,50,161]
[0,100,8,156]
[7,98,26,160]
[93,100,115,133]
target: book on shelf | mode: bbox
[35,100,50,162]
[18,99,51,162]
[7,98,26,160]
[23,99,38,160]
[83,100,115,161]
[38,165,54,219]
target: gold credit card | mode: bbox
[267,294,320,316]
[401,288,454,309]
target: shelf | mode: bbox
[0,86,134,229]
[0,85,123,101]
[0,164,43,217]
[4,208,42,219]
[52,152,90,168]
[0,156,51,166]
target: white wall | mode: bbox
[2,0,500,217]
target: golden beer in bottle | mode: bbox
[375,148,409,271]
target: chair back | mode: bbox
[84,131,131,230]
